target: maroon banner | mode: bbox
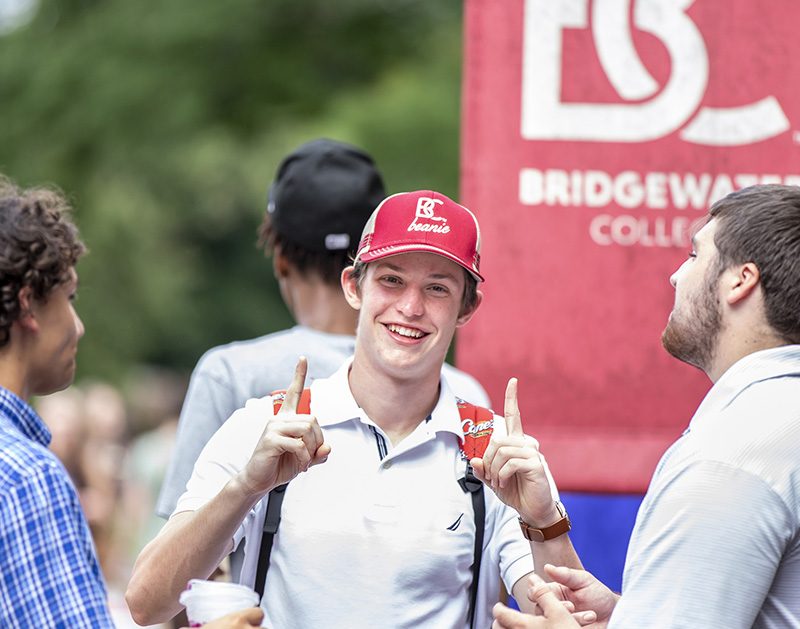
[459,0,800,491]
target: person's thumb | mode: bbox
[529,573,571,618]
[544,563,594,589]
[311,443,332,466]
[237,607,265,626]
[470,458,487,483]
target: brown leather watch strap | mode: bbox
[519,502,571,542]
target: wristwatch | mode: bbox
[519,501,571,542]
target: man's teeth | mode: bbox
[388,324,424,338]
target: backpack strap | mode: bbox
[456,399,495,629]
[255,483,286,599]
[254,388,311,600]
[271,388,312,415]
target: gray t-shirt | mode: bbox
[156,325,490,519]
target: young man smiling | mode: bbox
[128,190,565,628]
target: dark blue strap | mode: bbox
[255,483,288,600]
[459,463,485,629]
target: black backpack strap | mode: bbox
[458,462,485,629]
[253,389,312,599]
[254,483,288,600]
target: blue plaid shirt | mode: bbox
[0,386,114,628]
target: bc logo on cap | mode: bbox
[409,197,450,233]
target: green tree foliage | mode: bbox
[0,0,463,381]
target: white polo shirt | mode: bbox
[176,359,534,628]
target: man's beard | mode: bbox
[661,271,722,373]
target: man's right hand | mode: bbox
[239,357,331,496]
[529,565,619,626]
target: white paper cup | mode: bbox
[179,579,260,627]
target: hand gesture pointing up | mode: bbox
[240,357,331,497]
[471,378,559,526]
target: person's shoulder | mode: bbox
[0,430,60,478]
[707,375,800,451]
[682,377,800,505]
[195,328,301,368]
[0,438,75,509]
[195,326,354,374]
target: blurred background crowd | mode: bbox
[0,0,468,626]
[35,372,186,627]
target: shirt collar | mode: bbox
[310,358,465,440]
[688,345,800,431]
[424,377,465,442]
[0,386,52,447]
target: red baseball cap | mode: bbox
[354,190,484,281]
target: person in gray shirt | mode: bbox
[157,139,490,528]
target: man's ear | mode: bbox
[16,286,39,333]
[341,266,362,310]
[272,247,291,280]
[456,289,483,327]
[725,262,760,306]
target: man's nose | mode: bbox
[669,271,678,288]
[74,311,86,339]
[397,288,424,317]
[669,259,689,288]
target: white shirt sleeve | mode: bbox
[173,396,274,516]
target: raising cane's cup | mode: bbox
[179,579,260,627]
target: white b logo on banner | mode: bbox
[521,0,789,145]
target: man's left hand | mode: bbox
[471,378,560,526]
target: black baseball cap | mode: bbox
[266,139,386,253]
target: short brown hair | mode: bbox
[709,184,800,344]
[0,176,86,347]
[348,259,479,318]
[257,216,354,286]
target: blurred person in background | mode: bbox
[81,381,128,574]
[114,366,185,628]
[118,366,186,579]
[155,139,490,582]
[37,387,88,497]
[0,175,115,626]
[37,381,128,573]
[40,378,172,628]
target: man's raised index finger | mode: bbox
[279,356,308,414]
[504,377,524,436]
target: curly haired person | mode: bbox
[0,176,112,627]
